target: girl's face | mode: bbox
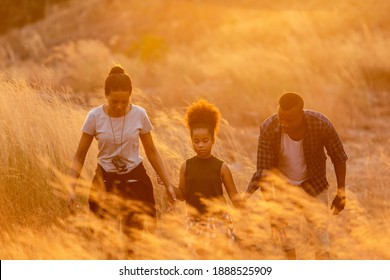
[191,127,214,159]
[106,90,130,117]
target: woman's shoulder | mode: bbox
[88,105,104,114]
[85,105,104,118]
[131,104,147,114]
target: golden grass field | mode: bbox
[0,0,389,259]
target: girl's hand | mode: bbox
[155,174,176,203]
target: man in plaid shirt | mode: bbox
[246,92,347,259]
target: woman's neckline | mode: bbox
[102,104,132,118]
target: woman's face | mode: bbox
[106,90,130,117]
[191,127,214,159]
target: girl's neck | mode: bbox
[196,154,213,160]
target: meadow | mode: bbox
[0,0,389,259]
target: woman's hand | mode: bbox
[68,132,93,213]
[166,184,177,204]
[67,188,78,214]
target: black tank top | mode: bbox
[185,155,225,214]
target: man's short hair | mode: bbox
[278,92,304,110]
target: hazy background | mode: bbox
[0,0,389,259]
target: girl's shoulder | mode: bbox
[185,156,198,165]
[212,155,224,165]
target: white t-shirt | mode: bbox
[82,104,153,173]
[279,132,309,185]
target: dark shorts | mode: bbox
[88,163,156,220]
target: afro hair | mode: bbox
[185,99,220,136]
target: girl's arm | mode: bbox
[221,162,244,209]
[140,132,176,203]
[175,162,186,201]
[68,132,94,207]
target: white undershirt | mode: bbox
[279,132,309,185]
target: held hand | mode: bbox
[155,173,177,204]
[331,194,346,215]
[242,192,252,203]
[68,188,80,214]
[68,190,76,213]
[166,185,177,205]
[244,179,260,201]
[269,215,287,230]
[156,174,164,185]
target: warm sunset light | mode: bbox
[0,0,389,262]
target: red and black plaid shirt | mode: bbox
[248,110,348,196]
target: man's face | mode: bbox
[277,105,304,134]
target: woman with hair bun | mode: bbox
[175,99,243,240]
[68,65,176,244]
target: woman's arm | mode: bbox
[68,132,94,207]
[221,163,244,209]
[140,132,176,203]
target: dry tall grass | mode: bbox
[0,0,389,259]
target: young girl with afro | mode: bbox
[175,99,244,239]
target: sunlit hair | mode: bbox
[185,99,220,138]
[104,66,132,96]
[279,92,304,110]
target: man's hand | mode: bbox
[244,178,261,201]
[331,193,346,215]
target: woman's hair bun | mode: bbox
[105,65,132,95]
[109,66,125,75]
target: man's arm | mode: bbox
[245,172,262,197]
[245,118,277,200]
[322,118,348,214]
[245,169,275,202]
[334,161,346,195]
[331,161,347,214]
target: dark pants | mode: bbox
[89,163,156,235]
